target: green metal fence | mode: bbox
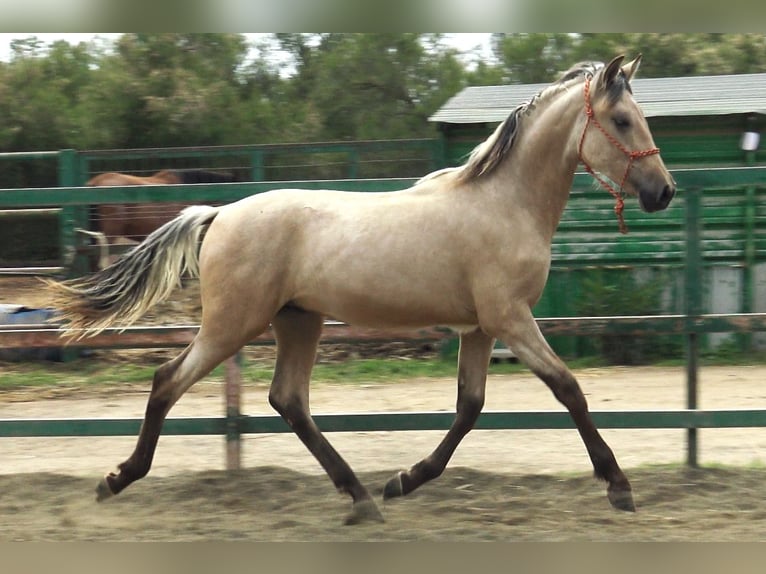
[1,164,766,469]
[78,139,444,183]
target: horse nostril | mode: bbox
[660,184,675,205]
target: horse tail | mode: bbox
[46,205,220,338]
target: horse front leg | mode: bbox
[269,307,384,525]
[486,305,635,511]
[384,328,494,499]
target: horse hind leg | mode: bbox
[384,327,494,499]
[268,306,383,525]
[95,324,259,501]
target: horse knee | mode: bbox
[148,354,187,404]
[456,390,484,422]
[268,387,305,421]
[456,366,486,418]
[267,389,285,414]
[549,374,588,411]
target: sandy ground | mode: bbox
[2,365,766,540]
[2,365,766,478]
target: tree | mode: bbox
[277,33,469,141]
[492,33,578,83]
[490,33,766,82]
[1,32,765,158]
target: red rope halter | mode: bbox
[578,76,660,234]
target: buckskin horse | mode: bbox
[48,55,675,524]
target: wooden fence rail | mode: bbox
[2,314,766,350]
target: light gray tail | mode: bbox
[47,205,219,337]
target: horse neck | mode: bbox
[486,86,585,241]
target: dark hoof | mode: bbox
[344,499,385,525]
[382,471,405,500]
[607,487,636,512]
[95,473,116,502]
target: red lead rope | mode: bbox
[578,76,660,234]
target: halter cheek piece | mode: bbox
[577,76,660,234]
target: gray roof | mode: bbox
[429,72,766,124]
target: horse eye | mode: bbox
[613,115,631,129]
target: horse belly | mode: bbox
[292,269,476,329]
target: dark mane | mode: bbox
[455,105,526,183]
[557,60,603,83]
[455,62,606,184]
[418,59,636,188]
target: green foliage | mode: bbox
[0,32,763,167]
[700,337,766,365]
[490,33,766,82]
[0,356,532,390]
[2,350,763,391]
[576,268,683,365]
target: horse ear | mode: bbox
[621,54,642,82]
[600,55,625,89]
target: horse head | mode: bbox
[578,55,676,224]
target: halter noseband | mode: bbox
[578,75,660,234]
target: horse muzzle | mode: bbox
[638,181,675,213]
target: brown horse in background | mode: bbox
[82,169,238,267]
[87,169,239,243]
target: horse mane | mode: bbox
[173,169,239,184]
[418,60,621,187]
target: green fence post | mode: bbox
[742,186,756,347]
[58,149,90,278]
[57,150,80,279]
[56,149,88,361]
[348,148,359,179]
[684,187,703,467]
[431,136,448,170]
[250,150,265,181]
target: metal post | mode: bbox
[742,185,756,350]
[224,352,242,470]
[348,148,359,179]
[57,150,77,278]
[57,149,89,278]
[432,134,448,170]
[740,130,757,349]
[57,148,80,187]
[250,150,265,182]
[684,187,703,467]
[686,333,699,466]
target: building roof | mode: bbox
[429,72,766,124]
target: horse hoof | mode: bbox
[95,474,116,502]
[607,488,636,512]
[382,471,405,500]
[344,499,385,525]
